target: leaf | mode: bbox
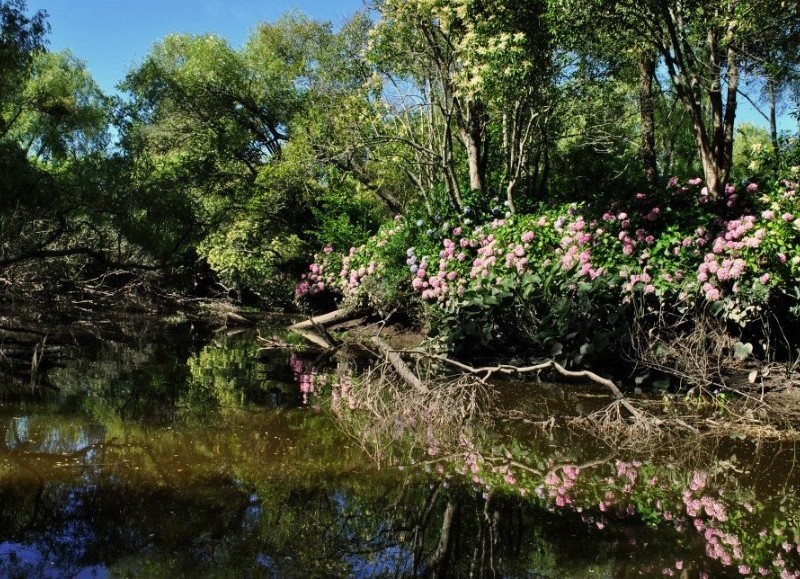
[550,342,563,356]
[709,301,725,316]
[733,341,753,360]
[655,341,670,357]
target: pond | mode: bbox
[0,314,798,577]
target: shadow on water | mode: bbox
[0,314,798,577]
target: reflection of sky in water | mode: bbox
[255,553,278,572]
[332,489,415,577]
[241,492,262,534]
[4,416,28,450]
[2,417,105,454]
[345,544,414,578]
[0,541,108,578]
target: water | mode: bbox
[0,314,798,577]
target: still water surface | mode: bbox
[0,315,798,577]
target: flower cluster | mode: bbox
[295,218,411,310]
[297,174,800,357]
[537,464,581,508]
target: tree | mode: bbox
[737,1,800,151]
[9,50,109,163]
[118,15,389,296]
[367,0,554,215]
[1,3,122,274]
[0,0,48,138]
[551,0,799,198]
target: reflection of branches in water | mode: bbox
[572,391,800,459]
[571,400,669,452]
[330,360,493,464]
[387,477,543,578]
[570,403,800,493]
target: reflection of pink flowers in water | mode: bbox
[542,466,584,508]
[289,353,325,404]
[289,353,350,406]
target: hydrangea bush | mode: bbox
[297,174,800,363]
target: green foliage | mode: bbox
[296,216,421,315]
[0,0,48,126]
[301,171,800,372]
[12,50,110,162]
[307,184,386,251]
[732,123,773,182]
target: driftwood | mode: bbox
[549,361,640,417]
[287,311,639,418]
[289,308,356,331]
[224,311,254,326]
[295,330,337,349]
[369,340,640,417]
[371,336,428,393]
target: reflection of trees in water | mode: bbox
[0,399,641,576]
[2,318,800,574]
[0,453,546,576]
[323,359,800,575]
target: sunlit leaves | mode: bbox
[13,50,110,162]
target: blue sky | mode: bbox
[41,0,366,95]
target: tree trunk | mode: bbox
[288,308,356,330]
[465,137,484,193]
[706,28,728,197]
[722,40,738,183]
[768,77,779,155]
[655,2,736,199]
[638,53,659,188]
[455,99,487,195]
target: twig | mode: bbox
[549,361,640,417]
[404,349,551,382]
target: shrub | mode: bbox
[297,172,800,368]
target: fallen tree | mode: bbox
[289,311,643,418]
